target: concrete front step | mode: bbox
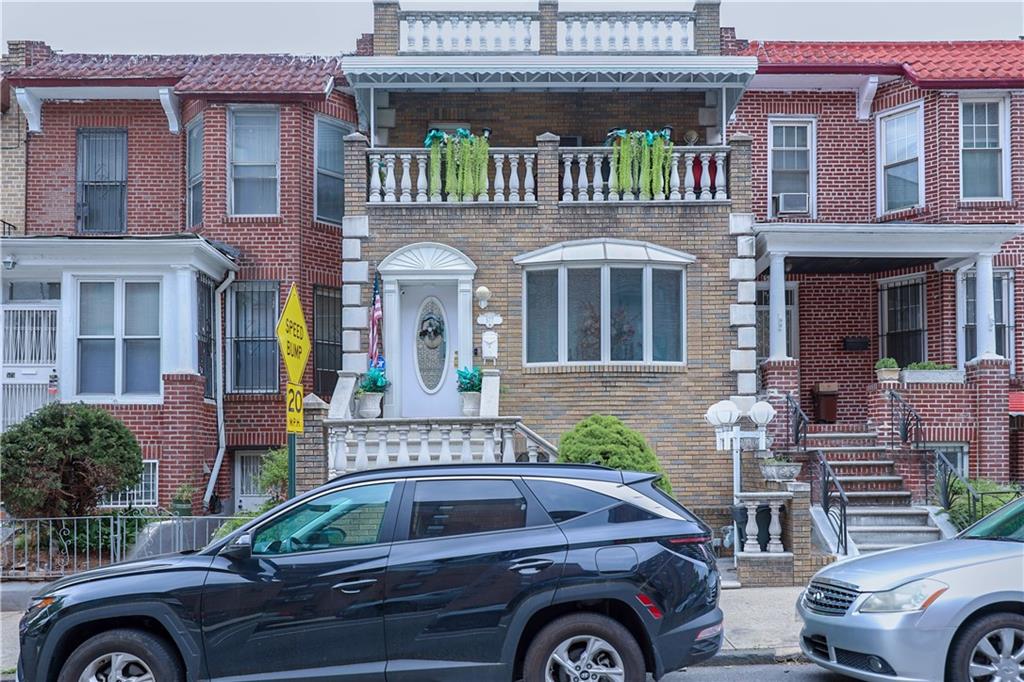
[847,507,933,527]
[828,461,896,476]
[857,543,912,553]
[837,476,906,493]
[845,490,912,505]
[849,525,942,546]
[805,432,879,448]
[814,445,889,454]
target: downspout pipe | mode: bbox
[204,270,236,511]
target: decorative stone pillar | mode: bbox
[372,0,400,56]
[693,0,722,56]
[967,357,1011,483]
[538,0,559,55]
[295,393,329,493]
[729,212,757,412]
[535,132,561,207]
[761,359,800,449]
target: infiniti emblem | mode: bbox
[813,591,825,601]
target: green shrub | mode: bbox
[558,415,671,493]
[875,357,898,369]
[944,478,1021,530]
[260,448,289,502]
[905,361,955,370]
[0,403,143,518]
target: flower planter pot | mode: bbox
[900,369,965,384]
[460,391,481,417]
[759,461,803,482]
[875,368,900,383]
[170,501,192,517]
[356,392,384,419]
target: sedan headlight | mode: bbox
[859,578,948,613]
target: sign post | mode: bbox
[276,283,311,499]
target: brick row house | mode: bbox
[722,38,1024,494]
[1,2,1022,554]
[1,44,357,512]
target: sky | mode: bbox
[2,0,1023,56]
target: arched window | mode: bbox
[514,239,694,366]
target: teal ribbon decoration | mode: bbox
[455,127,471,138]
[423,129,446,148]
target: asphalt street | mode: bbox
[667,663,852,680]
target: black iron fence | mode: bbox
[815,450,849,555]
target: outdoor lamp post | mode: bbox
[705,399,776,560]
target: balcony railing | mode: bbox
[369,147,537,204]
[557,13,695,53]
[400,12,538,54]
[365,144,731,205]
[560,145,728,203]
[735,491,791,554]
[325,416,558,476]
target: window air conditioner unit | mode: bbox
[778,193,809,214]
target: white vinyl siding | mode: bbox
[229,107,280,216]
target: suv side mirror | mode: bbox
[221,532,252,560]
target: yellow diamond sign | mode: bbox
[276,283,311,385]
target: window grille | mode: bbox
[76,129,127,233]
[313,286,343,396]
[228,281,279,393]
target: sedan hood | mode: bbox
[817,539,1018,591]
[42,553,197,595]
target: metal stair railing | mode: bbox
[815,449,849,555]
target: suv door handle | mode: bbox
[333,578,377,594]
[509,558,554,574]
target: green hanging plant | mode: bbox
[638,136,652,200]
[458,131,474,200]
[605,128,675,199]
[429,140,442,198]
[663,140,675,194]
[444,135,458,200]
[651,134,665,197]
[473,133,490,198]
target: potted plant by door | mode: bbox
[355,368,389,419]
[170,484,196,516]
[875,357,900,383]
[456,366,483,417]
[901,361,965,384]
[759,454,803,482]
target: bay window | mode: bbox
[878,105,923,214]
[315,116,348,224]
[229,107,279,216]
[523,261,686,366]
[961,99,1008,200]
[77,279,161,396]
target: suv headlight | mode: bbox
[859,578,948,613]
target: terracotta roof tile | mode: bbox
[7,52,345,97]
[739,40,1024,87]
[1010,392,1024,416]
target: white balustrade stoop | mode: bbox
[735,492,792,554]
[367,148,536,203]
[557,147,728,203]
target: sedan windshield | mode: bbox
[961,497,1024,542]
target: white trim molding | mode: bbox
[514,238,695,267]
[158,87,181,135]
[876,100,926,216]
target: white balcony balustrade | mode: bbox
[557,13,695,53]
[325,417,558,477]
[367,148,537,204]
[559,146,728,203]
[400,13,538,54]
[735,491,792,554]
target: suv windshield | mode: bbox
[961,497,1024,542]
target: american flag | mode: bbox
[368,271,384,369]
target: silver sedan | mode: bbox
[797,497,1024,682]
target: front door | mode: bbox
[400,284,459,417]
[202,481,402,681]
[235,451,270,512]
[1,299,60,431]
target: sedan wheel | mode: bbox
[545,635,625,682]
[969,627,1024,682]
[79,652,155,682]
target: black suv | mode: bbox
[19,464,722,682]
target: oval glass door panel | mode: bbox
[414,296,448,394]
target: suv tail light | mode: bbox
[659,534,713,562]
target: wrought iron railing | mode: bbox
[0,514,243,579]
[1,219,18,236]
[784,392,809,451]
[816,450,849,555]
[888,389,924,450]
[927,451,1022,530]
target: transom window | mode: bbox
[77,279,161,396]
[878,277,925,367]
[229,107,280,216]
[768,119,813,217]
[315,117,348,224]
[76,129,127,233]
[517,240,691,366]
[962,270,1014,366]
[879,106,923,214]
[961,99,1007,200]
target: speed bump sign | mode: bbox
[276,284,310,385]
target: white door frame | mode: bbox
[377,242,476,418]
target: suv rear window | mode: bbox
[525,479,617,522]
[410,479,527,540]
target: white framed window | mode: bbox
[877,102,924,214]
[930,443,969,477]
[768,118,815,217]
[227,281,279,393]
[755,283,799,362]
[314,116,348,225]
[523,264,686,365]
[100,460,159,508]
[186,115,204,227]
[229,106,280,216]
[77,279,161,397]
[878,275,926,367]
[960,97,1010,201]
[958,268,1014,369]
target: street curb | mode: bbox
[695,647,805,667]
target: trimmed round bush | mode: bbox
[558,414,672,493]
[0,402,143,518]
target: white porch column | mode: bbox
[170,266,198,373]
[768,252,789,360]
[974,252,999,359]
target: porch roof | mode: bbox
[754,223,1022,275]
